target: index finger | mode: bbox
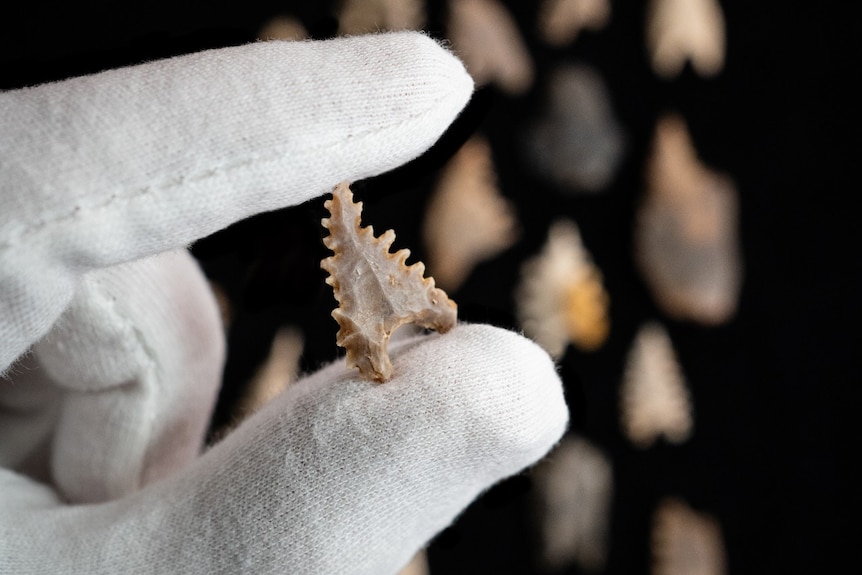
[0,32,473,371]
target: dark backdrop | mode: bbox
[2,1,855,573]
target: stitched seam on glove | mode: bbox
[0,93,451,252]
[64,278,161,496]
[76,277,161,391]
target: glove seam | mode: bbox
[84,278,159,493]
[0,92,454,252]
[93,277,161,388]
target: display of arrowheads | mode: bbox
[3,1,850,574]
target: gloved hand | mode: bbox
[0,32,568,574]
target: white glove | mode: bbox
[0,32,568,574]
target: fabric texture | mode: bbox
[2,325,567,574]
[0,32,473,371]
[0,32,568,574]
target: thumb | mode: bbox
[1,325,568,574]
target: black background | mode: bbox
[2,1,855,573]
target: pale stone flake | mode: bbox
[337,0,426,35]
[321,182,457,383]
[517,220,609,358]
[423,136,519,291]
[636,114,742,325]
[538,0,611,46]
[524,64,625,193]
[646,0,726,78]
[396,550,429,575]
[238,327,304,417]
[652,498,727,575]
[447,0,535,95]
[258,15,308,41]
[620,322,693,447]
[533,436,613,571]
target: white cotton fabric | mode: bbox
[0,32,569,575]
[32,251,226,502]
[1,325,567,574]
[0,32,473,371]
